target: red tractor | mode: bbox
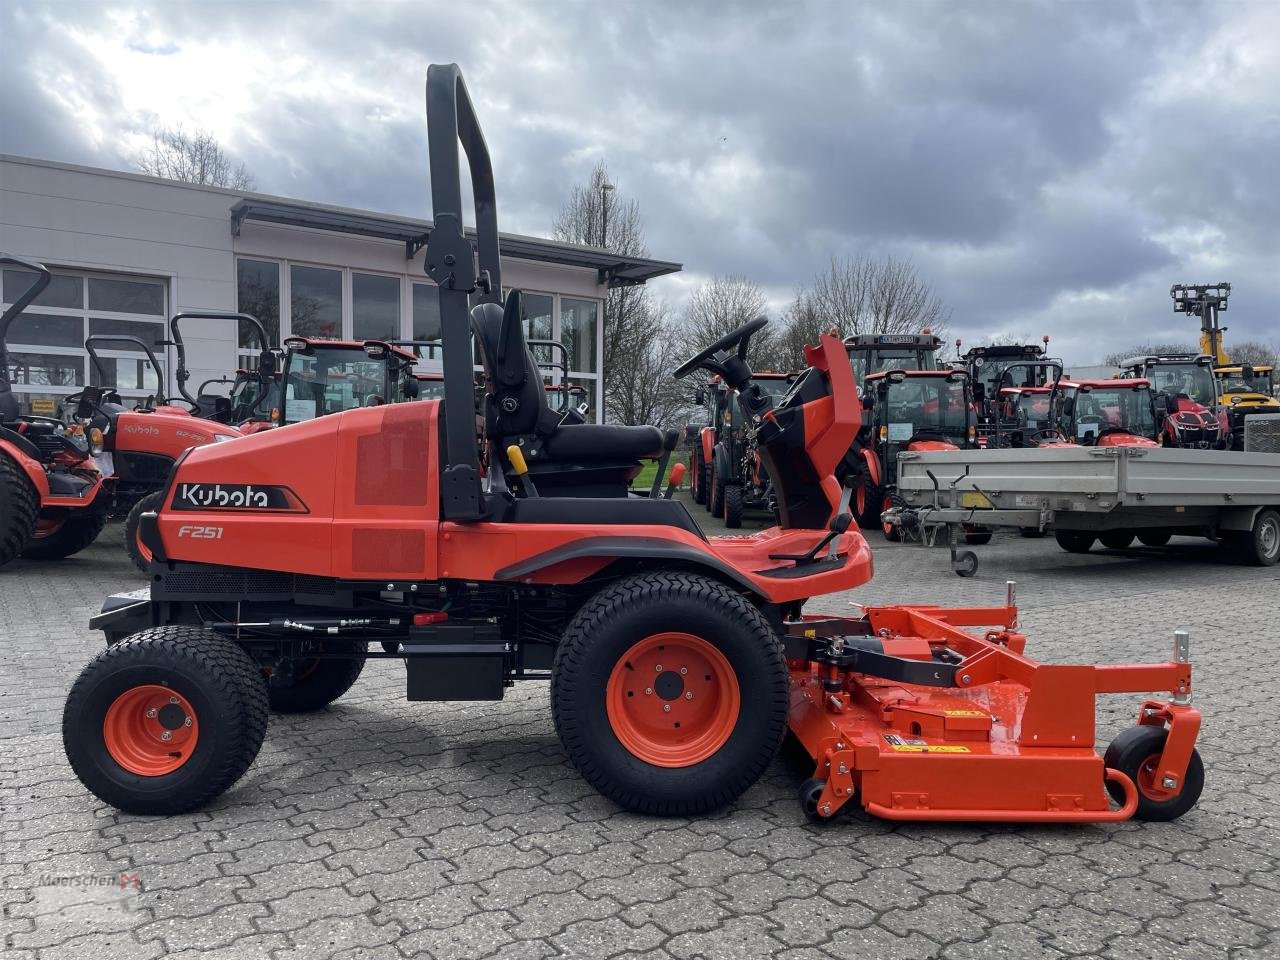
[0,256,113,566]
[1050,378,1161,450]
[953,338,1062,447]
[62,64,1203,829]
[1118,354,1225,449]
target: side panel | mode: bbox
[112,410,235,460]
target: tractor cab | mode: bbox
[1214,364,1279,449]
[276,337,420,425]
[955,339,1061,444]
[1052,379,1159,448]
[844,332,940,395]
[1118,354,1223,448]
[997,384,1067,447]
[865,368,975,462]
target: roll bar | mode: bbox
[424,63,501,519]
[168,311,273,416]
[0,254,53,421]
[84,335,168,405]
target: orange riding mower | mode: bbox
[62,64,1203,827]
[1,255,113,567]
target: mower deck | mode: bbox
[784,592,1200,822]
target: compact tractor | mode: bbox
[1173,282,1280,449]
[62,64,1204,829]
[1117,353,1224,449]
[844,331,940,394]
[954,338,1062,446]
[0,256,113,566]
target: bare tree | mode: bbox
[1223,340,1278,367]
[138,126,256,189]
[605,302,694,431]
[678,275,778,370]
[1102,342,1196,366]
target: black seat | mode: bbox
[469,295,663,473]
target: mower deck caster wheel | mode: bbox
[1104,725,1204,822]
[799,778,830,822]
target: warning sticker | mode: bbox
[884,734,970,753]
[944,709,986,718]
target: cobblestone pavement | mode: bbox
[2,504,1277,960]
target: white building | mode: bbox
[0,154,680,421]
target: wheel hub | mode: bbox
[103,685,199,776]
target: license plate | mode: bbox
[961,491,992,509]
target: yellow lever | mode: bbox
[506,444,528,475]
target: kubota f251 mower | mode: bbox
[62,65,1204,827]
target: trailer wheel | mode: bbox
[723,484,743,528]
[1054,530,1095,553]
[1099,530,1135,550]
[799,777,830,822]
[1018,527,1046,539]
[552,572,787,816]
[0,452,39,568]
[266,643,368,712]
[62,626,268,814]
[1137,530,1171,547]
[1231,508,1280,566]
[963,530,993,546]
[709,462,724,518]
[691,446,706,505]
[125,490,164,572]
[1104,725,1204,822]
[21,511,107,561]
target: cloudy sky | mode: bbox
[2,0,1277,363]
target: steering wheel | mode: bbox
[1025,428,1063,444]
[673,316,769,380]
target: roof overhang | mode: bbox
[230,198,681,288]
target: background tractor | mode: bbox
[953,338,1062,446]
[1117,354,1224,449]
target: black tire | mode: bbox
[1137,530,1172,547]
[881,492,903,542]
[709,462,724,518]
[963,530,993,546]
[1055,530,1095,554]
[1019,527,1046,539]
[1104,725,1204,822]
[125,490,164,572]
[723,484,743,529]
[551,571,788,816]
[62,626,268,814]
[0,452,39,568]
[799,777,829,822]
[855,479,883,530]
[691,447,707,505]
[700,462,712,511]
[267,642,368,713]
[21,510,107,561]
[1099,530,1135,550]
[1232,508,1280,567]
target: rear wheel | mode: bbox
[1104,725,1203,822]
[723,484,743,528]
[21,510,107,560]
[691,447,707,505]
[551,572,787,816]
[1230,508,1280,566]
[266,643,368,712]
[1137,530,1171,547]
[62,626,268,814]
[854,479,883,529]
[1055,530,1095,553]
[881,492,902,542]
[1099,530,1135,550]
[709,462,724,518]
[963,529,993,546]
[125,490,164,572]
[0,452,39,567]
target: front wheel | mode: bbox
[0,452,39,568]
[723,484,743,528]
[1055,530,1095,554]
[709,462,724,518]
[691,447,707,505]
[551,572,788,816]
[125,490,164,572]
[1104,725,1203,822]
[21,511,107,561]
[62,626,268,814]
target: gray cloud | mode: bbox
[1,0,1276,363]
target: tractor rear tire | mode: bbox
[709,463,724,519]
[1230,508,1280,566]
[881,491,903,542]
[0,452,39,568]
[1055,530,1095,553]
[854,479,882,530]
[267,643,368,713]
[21,511,107,561]
[1099,530,1135,550]
[1104,725,1203,822]
[62,626,268,814]
[1137,530,1171,547]
[723,484,743,529]
[125,490,164,572]
[691,447,707,505]
[551,571,788,816]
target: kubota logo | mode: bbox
[171,482,303,513]
[124,424,160,436]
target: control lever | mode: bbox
[768,483,855,565]
[663,462,686,499]
[648,430,681,499]
[506,445,538,498]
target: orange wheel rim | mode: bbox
[606,632,740,767]
[855,481,867,517]
[103,684,199,776]
[881,495,895,536]
[1135,752,1176,802]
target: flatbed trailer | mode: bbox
[887,446,1280,574]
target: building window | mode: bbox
[352,272,400,341]
[560,298,598,374]
[289,265,341,339]
[236,259,281,350]
[1,265,167,416]
[522,292,555,365]
[411,283,441,342]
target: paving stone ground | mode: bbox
[2,501,1277,959]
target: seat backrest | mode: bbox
[470,292,552,438]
